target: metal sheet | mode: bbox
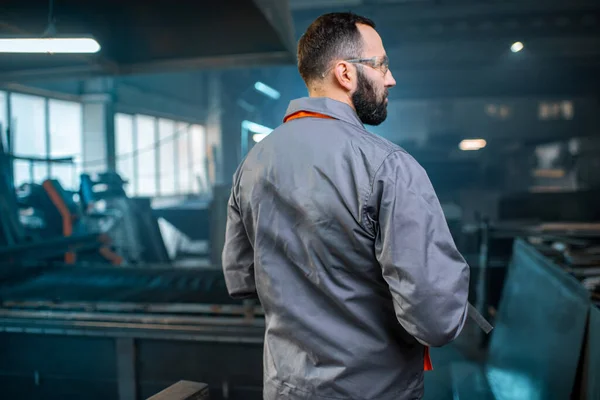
[485,238,590,400]
[146,380,209,400]
[585,306,600,399]
[153,203,211,241]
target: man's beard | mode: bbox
[351,68,388,126]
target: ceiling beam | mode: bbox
[293,3,600,42]
[0,65,109,84]
[253,0,298,56]
[0,51,295,84]
[376,9,600,44]
[292,0,600,22]
[117,52,296,76]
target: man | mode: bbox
[222,12,470,400]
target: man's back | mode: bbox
[222,98,469,400]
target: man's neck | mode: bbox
[308,91,355,111]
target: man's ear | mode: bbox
[333,62,355,92]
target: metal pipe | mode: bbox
[2,300,264,316]
[0,309,266,327]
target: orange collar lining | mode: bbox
[283,111,336,123]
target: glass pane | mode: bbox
[11,93,48,183]
[0,91,7,151]
[48,99,82,190]
[34,163,47,183]
[51,164,76,190]
[13,160,31,188]
[10,160,47,187]
[115,113,136,196]
[11,93,47,158]
[176,122,191,193]
[135,114,157,197]
[158,118,176,196]
[190,124,207,193]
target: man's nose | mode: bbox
[385,70,396,88]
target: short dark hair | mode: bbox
[297,12,376,86]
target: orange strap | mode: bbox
[423,346,433,371]
[99,247,124,266]
[284,110,434,372]
[42,180,76,264]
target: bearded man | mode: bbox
[222,12,470,400]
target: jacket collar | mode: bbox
[284,97,364,129]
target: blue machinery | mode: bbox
[0,138,265,400]
[1,134,599,399]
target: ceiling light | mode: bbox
[0,0,101,54]
[459,139,487,151]
[252,133,269,143]
[242,120,273,136]
[0,37,101,54]
[254,82,280,100]
[241,120,273,156]
[510,41,524,53]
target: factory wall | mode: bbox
[233,71,600,226]
[25,72,209,122]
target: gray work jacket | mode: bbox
[222,97,470,400]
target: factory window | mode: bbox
[538,101,574,120]
[0,91,7,151]
[3,93,83,190]
[177,122,192,193]
[48,99,82,190]
[135,114,158,197]
[115,113,136,196]
[114,113,206,197]
[158,118,177,196]
[190,124,208,193]
[10,93,48,187]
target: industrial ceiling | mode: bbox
[0,0,297,82]
[2,0,599,99]
[289,0,600,98]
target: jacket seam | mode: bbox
[362,149,402,236]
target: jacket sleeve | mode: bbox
[368,151,469,347]
[221,179,257,299]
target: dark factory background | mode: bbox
[0,0,599,399]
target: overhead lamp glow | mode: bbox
[0,37,101,54]
[459,139,487,151]
[242,120,273,135]
[254,81,280,100]
[252,133,269,143]
[241,120,274,156]
[510,41,524,53]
